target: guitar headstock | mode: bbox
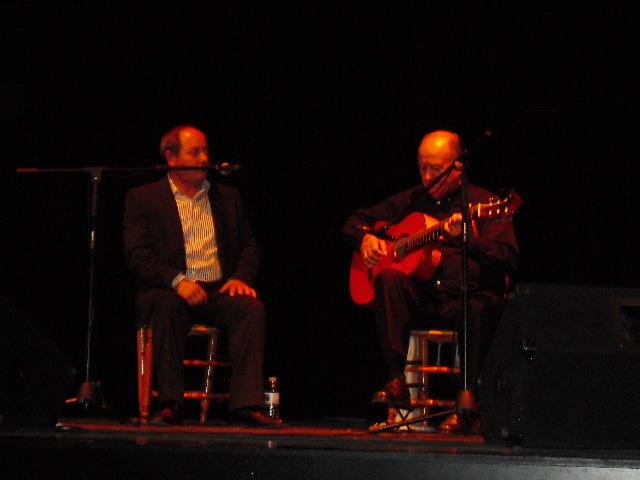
[476,190,523,218]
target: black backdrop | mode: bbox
[2,3,636,420]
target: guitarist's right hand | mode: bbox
[360,233,388,267]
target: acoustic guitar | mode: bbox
[349,190,522,306]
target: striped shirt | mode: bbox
[169,177,222,283]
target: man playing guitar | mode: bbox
[342,130,520,433]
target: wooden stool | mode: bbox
[392,330,459,430]
[137,324,231,425]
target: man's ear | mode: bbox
[165,150,176,165]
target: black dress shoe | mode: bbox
[227,407,284,428]
[437,413,463,433]
[150,401,184,426]
[370,376,411,407]
[438,412,482,435]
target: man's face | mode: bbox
[418,136,461,199]
[168,127,209,184]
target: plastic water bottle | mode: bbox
[264,376,280,419]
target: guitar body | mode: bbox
[349,212,442,306]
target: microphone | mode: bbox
[467,129,492,154]
[164,163,243,174]
[474,129,492,149]
[216,162,243,175]
[460,129,493,161]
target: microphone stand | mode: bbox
[73,167,105,412]
[444,131,494,427]
[16,162,241,422]
[455,148,478,422]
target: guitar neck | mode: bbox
[400,208,480,252]
[392,191,520,257]
[405,222,443,250]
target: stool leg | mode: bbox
[416,335,429,419]
[394,335,417,426]
[395,333,431,431]
[199,330,219,424]
[137,327,153,426]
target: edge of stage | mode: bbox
[2,414,640,480]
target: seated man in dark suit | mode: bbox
[123,124,282,428]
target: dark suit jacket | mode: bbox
[123,176,260,327]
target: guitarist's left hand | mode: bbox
[443,213,478,243]
[360,233,388,268]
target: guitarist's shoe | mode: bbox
[370,376,411,408]
[437,413,463,433]
[438,412,482,435]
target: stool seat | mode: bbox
[405,365,460,375]
[421,330,457,343]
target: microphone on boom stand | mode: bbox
[164,162,243,175]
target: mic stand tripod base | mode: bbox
[438,389,481,434]
[368,407,457,433]
[456,389,478,413]
[65,380,100,408]
[368,390,480,434]
[369,410,456,433]
[64,381,131,424]
[76,380,98,405]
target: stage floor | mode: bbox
[2,413,640,479]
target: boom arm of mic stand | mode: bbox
[356,163,456,242]
[16,163,243,175]
[162,163,243,174]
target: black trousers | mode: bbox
[150,283,265,411]
[372,269,504,399]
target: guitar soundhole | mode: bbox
[393,244,406,261]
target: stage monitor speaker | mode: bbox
[0,293,76,429]
[479,283,640,450]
